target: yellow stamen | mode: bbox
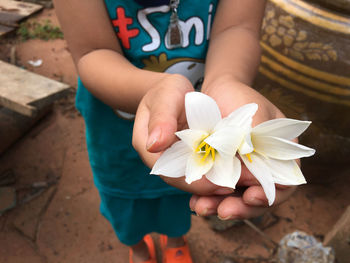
[201,146,211,162]
[195,139,216,163]
[246,153,253,163]
[195,140,207,153]
[211,147,216,161]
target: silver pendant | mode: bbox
[166,0,183,49]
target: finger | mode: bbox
[217,196,267,220]
[146,78,192,153]
[190,195,226,216]
[242,185,296,207]
[146,96,181,153]
[160,175,233,195]
[133,102,150,154]
[133,103,161,167]
[189,195,199,211]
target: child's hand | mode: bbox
[189,176,297,219]
[133,74,192,168]
[188,79,297,218]
[134,75,297,211]
[133,74,235,196]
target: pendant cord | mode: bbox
[167,0,182,48]
[169,0,180,11]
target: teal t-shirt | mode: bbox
[76,0,218,198]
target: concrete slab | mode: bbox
[0,106,49,155]
[0,60,70,116]
[0,0,43,36]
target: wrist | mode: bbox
[143,73,195,110]
[201,74,251,97]
[200,75,275,118]
[162,73,194,94]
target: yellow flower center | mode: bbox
[195,140,216,163]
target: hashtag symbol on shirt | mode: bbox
[112,7,140,49]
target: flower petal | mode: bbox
[205,155,241,188]
[185,152,214,184]
[175,129,208,150]
[215,103,258,131]
[205,126,245,156]
[185,92,222,132]
[238,133,254,155]
[151,141,190,177]
[265,159,306,185]
[253,135,316,160]
[241,153,276,206]
[253,118,311,140]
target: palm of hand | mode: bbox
[190,82,296,219]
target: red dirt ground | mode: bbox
[0,7,349,263]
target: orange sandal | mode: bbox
[129,234,157,263]
[160,235,193,263]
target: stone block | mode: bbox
[278,231,335,263]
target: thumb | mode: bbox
[146,94,185,153]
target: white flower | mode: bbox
[238,118,316,206]
[151,92,258,188]
[151,92,316,207]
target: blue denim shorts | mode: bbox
[99,192,192,246]
[76,80,192,245]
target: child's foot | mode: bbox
[160,235,193,263]
[130,235,157,263]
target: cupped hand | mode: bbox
[133,74,234,195]
[190,172,297,219]
[133,73,191,167]
[188,79,296,219]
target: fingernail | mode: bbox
[189,195,199,211]
[217,215,233,221]
[197,208,216,217]
[205,208,217,216]
[213,188,234,195]
[198,208,208,216]
[146,127,161,150]
[247,197,266,206]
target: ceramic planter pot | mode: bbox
[254,0,350,165]
[307,0,350,14]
